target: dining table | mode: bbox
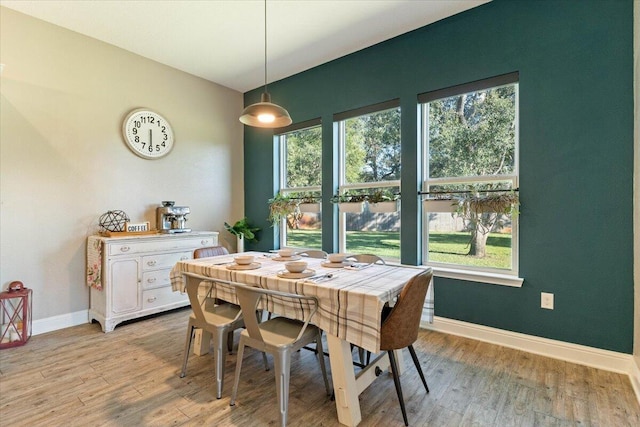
[170,251,433,427]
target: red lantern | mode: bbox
[0,281,32,349]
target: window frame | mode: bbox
[275,119,323,250]
[419,73,523,287]
[334,100,402,261]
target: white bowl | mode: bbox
[285,261,308,273]
[234,255,254,265]
[278,248,295,258]
[327,253,347,263]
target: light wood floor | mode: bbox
[1,308,639,427]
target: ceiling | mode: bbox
[1,0,489,93]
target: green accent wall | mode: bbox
[244,0,634,353]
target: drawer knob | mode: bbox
[147,278,156,283]
[120,246,130,252]
[147,297,157,303]
[147,260,157,266]
[201,240,208,245]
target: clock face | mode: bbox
[122,109,174,159]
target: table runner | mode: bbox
[170,252,432,353]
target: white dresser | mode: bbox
[88,231,218,332]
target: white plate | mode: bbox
[273,255,302,261]
[277,269,316,279]
[227,262,261,270]
[321,261,350,268]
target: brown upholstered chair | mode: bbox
[194,245,229,258]
[379,268,433,426]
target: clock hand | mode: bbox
[149,129,152,145]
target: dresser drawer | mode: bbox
[141,268,172,290]
[142,287,188,309]
[108,235,216,256]
[142,251,192,271]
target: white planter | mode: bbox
[338,202,364,213]
[368,200,399,213]
[236,233,245,253]
[423,199,458,213]
[299,203,321,213]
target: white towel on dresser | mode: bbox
[86,236,103,290]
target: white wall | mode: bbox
[0,8,245,325]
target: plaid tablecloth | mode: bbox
[170,252,433,353]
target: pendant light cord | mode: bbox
[264,0,268,93]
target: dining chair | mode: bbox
[194,245,229,258]
[229,282,332,427]
[194,245,234,353]
[346,253,386,265]
[377,269,433,426]
[297,250,328,259]
[180,276,244,399]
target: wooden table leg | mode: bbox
[327,334,362,427]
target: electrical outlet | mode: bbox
[541,292,554,310]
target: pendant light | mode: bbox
[239,0,292,128]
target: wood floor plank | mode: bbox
[0,308,638,427]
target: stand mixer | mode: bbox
[156,201,191,233]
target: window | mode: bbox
[335,100,401,261]
[277,121,322,250]
[420,73,520,282]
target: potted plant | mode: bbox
[224,217,260,253]
[268,192,298,226]
[367,190,400,213]
[423,197,458,213]
[298,193,321,213]
[455,191,519,216]
[330,192,366,213]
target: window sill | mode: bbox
[431,266,524,287]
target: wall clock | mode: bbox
[122,108,174,159]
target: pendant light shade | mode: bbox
[239,92,292,128]
[239,0,292,128]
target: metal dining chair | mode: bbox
[377,269,433,426]
[194,245,235,353]
[297,250,328,259]
[229,282,332,427]
[179,276,244,399]
[346,253,386,265]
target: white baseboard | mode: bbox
[32,309,89,335]
[422,316,640,405]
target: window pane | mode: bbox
[285,127,321,187]
[428,85,516,179]
[423,80,518,274]
[279,124,322,250]
[285,211,322,250]
[426,212,513,270]
[344,108,401,183]
[345,209,400,260]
